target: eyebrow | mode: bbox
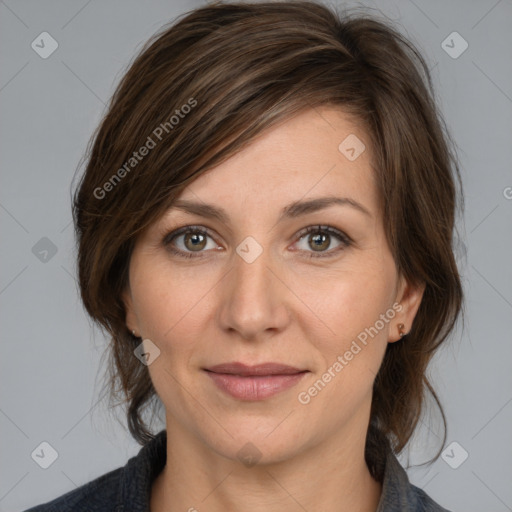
[170,196,372,223]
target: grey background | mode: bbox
[1,0,511,510]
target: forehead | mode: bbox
[172,107,378,221]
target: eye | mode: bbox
[293,225,352,258]
[163,225,220,259]
[162,224,352,259]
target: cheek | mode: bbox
[307,261,394,347]
[130,264,207,404]
[298,278,392,421]
[298,260,395,408]
[130,256,205,338]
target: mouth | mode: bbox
[204,361,307,376]
[203,362,309,401]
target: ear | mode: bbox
[389,274,425,343]
[122,285,139,337]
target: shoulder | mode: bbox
[22,465,123,511]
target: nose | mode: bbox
[217,242,291,341]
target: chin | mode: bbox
[198,420,309,467]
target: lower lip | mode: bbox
[205,371,308,401]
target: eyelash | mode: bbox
[162,224,352,260]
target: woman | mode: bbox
[26,1,463,510]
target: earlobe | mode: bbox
[388,321,407,343]
[390,276,425,343]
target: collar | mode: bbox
[117,430,167,511]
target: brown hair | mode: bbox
[72,0,464,477]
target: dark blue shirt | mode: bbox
[24,430,451,511]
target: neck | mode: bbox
[151,415,382,512]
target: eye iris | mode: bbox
[184,232,206,251]
[309,232,329,251]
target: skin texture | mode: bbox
[123,107,424,512]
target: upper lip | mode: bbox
[204,362,307,376]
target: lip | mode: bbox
[204,362,309,401]
[205,362,306,376]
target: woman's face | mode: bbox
[123,107,423,464]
